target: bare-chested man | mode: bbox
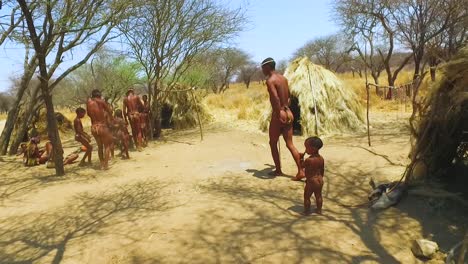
[87,89,114,170]
[123,89,144,150]
[261,57,304,180]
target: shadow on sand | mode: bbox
[245,164,294,180]
[0,179,177,264]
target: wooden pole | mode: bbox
[306,64,320,135]
[190,88,203,141]
[364,40,371,147]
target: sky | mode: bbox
[0,0,339,92]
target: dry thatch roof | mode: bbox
[164,88,212,130]
[260,57,365,136]
[406,46,468,183]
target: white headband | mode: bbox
[261,59,275,66]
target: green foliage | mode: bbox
[59,48,143,109]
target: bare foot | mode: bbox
[291,171,305,181]
[315,209,323,215]
[268,170,283,176]
[302,209,312,216]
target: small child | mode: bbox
[113,109,130,159]
[300,136,325,215]
[74,107,93,166]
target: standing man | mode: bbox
[261,57,304,180]
[123,88,144,151]
[87,89,114,170]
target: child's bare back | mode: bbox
[301,137,324,215]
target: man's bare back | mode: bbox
[87,89,113,170]
[261,57,303,179]
[123,89,144,150]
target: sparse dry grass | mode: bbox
[204,82,269,122]
[337,70,434,113]
[204,69,435,124]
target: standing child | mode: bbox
[74,107,93,166]
[113,109,130,159]
[300,136,325,215]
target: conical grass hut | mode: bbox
[162,86,212,130]
[405,47,468,188]
[260,57,365,136]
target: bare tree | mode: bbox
[334,0,412,98]
[239,63,258,89]
[120,0,246,138]
[0,93,13,113]
[213,48,249,93]
[293,33,352,72]
[387,0,466,80]
[17,0,129,175]
[0,2,38,155]
[335,3,386,87]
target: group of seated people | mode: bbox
[18,136,79,168]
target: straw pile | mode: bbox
[406,46,468,183]
[260,57,365,136]
[164,87,212,130]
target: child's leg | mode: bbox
[313,177,324,214]
[303,181,313,214]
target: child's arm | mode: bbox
[299,152,305,169]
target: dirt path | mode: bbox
[0,114,466,264]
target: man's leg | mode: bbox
[102,127,114,170]
[92,131,104,168]
[282,125,304,180]
[77,137,92,164]
[269,119,282,175]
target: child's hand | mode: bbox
[299,152,305,160]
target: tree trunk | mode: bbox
[430,67,436,81]
[8,85,41,155]
[151,81,162,139]
[8,96,42,156]
[413,50,424,81]
[0,70,35,155]
[151,103,162,139]
[147,81,154,141]
[42,85,64,176]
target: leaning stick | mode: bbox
[306,64,319,135]
[190,87,203,141]
[364,41,371,147]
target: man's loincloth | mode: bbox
[129,112,140,123]
[91,123,109,137]
[279,106,294,126]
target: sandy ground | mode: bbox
[0,113,466,264]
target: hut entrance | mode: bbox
[161,103,173,129]
[290,96,301,135]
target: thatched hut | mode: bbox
[161,87,212,130]
[406,47,468,189]
[260,57,365,136]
